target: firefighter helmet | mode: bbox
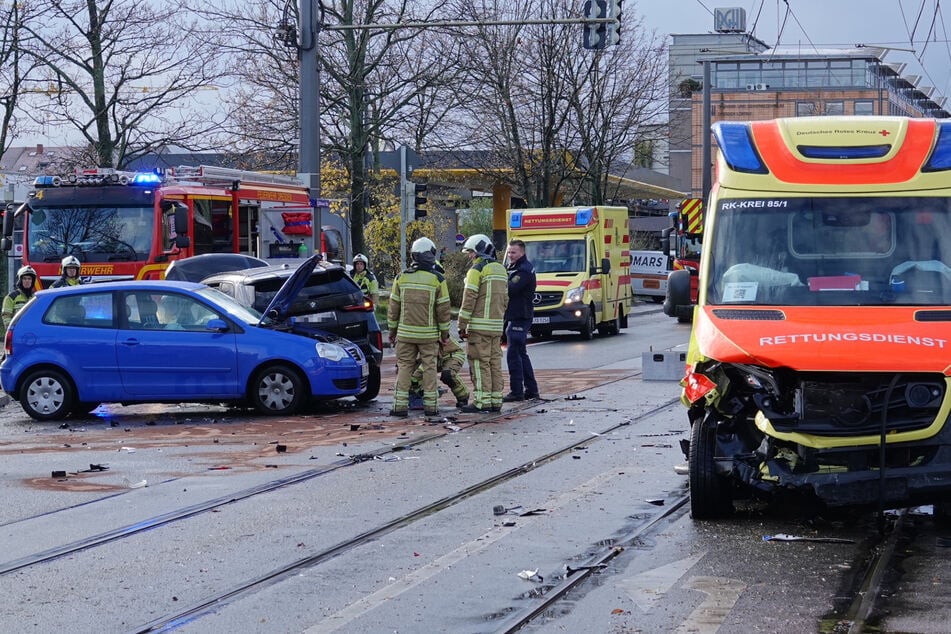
[353,253,369,266]
[17,265,36,279]
[411,237,436,255]
[462,234,495,259]
[61,255,81,272]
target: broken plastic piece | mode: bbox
[350,424,360,431]
[493,504,523,516]
[276,444,287,453]
[517,569,542,582]
[646,498,665,506]
[51,470,67,478]
[127,479,148,489]
[518,508,548,517]
[762,533,855,544]
[120,446,136,453]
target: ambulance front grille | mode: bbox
[533,291,563,308]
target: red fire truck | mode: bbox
[0,166,329,287]
[663,197,704,322]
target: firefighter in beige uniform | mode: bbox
[457,234,508,413]
[387,237,452,417]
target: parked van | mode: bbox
[507,206,631,339]
[668,116,951,518]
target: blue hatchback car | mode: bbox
[0,278,368,421]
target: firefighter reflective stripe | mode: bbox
[458,259,508,334]
[387,269,451,342]
[680,198,704,234]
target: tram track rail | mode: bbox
[0,368,656,580]
[127,391,681,633]
[495,492,690,633]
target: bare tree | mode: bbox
[565,15,669,204]
[434,0,668,207]
[189,0,301,171]
[16,0,227,168]
[317,0,454,256]
[0,1,39,156]
[198,0,456,256]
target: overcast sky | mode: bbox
[15,1,951,148]
[636,0,951,98]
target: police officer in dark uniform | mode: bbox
[502,239,539,401]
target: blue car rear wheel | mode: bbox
[21,369,74,421]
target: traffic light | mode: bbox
[581,0,607,50]
[605,0,622,46]
[581,0,622,50]
[413,182,428,219]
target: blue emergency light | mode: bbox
[509,211,523,229]
[712,122,768,174]
[132,172,162,184]
[575,208,594,225]
[797,144,891,159]
[923,121,951,172]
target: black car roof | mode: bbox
[202,260,347,284]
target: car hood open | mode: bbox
[259,254,322,326]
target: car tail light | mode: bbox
[3,329,12,356]
[343,299,373,312]
[370,329,383,353]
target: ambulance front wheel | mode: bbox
[579,307,596,340]
[688,411,734,519]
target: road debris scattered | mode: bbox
[517,569,543,582]
[762,533,856,544]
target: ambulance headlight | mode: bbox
[565,287,584,304]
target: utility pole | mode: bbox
[299,0,320,254]
[399,145,408,272]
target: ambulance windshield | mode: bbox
[526,240,586,273]
[707,197,951,306]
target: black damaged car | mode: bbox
[202,255,384,401]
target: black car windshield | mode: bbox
[707,196,951,306]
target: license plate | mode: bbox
[298,312,335,323]
[532,316,550,324]
[361,363,369,377]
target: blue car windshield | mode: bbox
[27,205,154,264]
[198,287,263,325]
